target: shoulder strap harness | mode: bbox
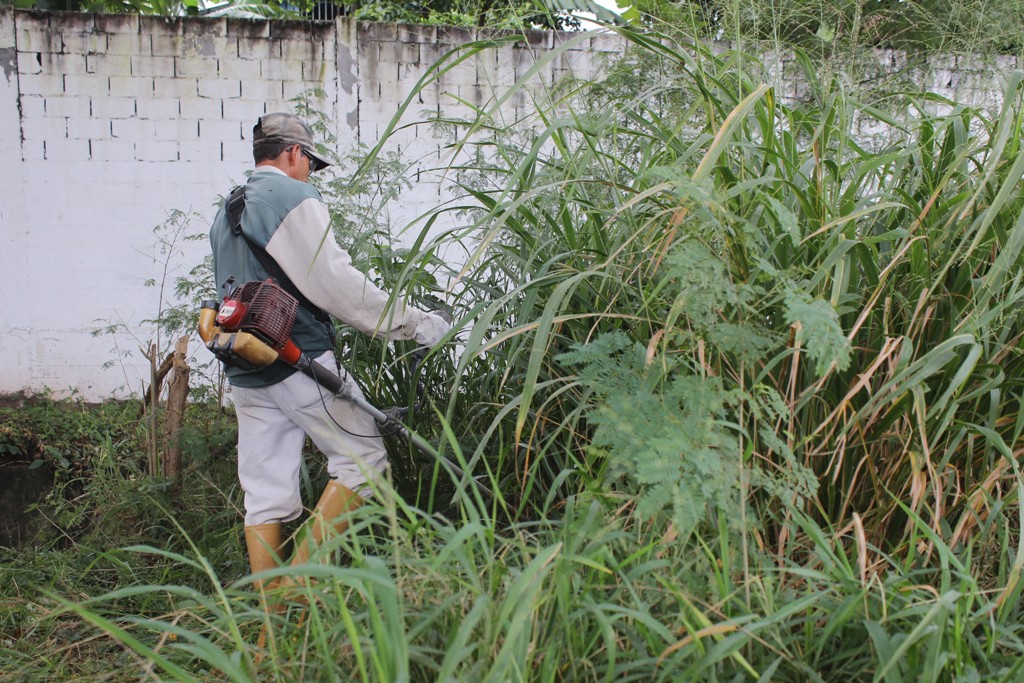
[225,185,338,351]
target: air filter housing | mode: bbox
[219,279,299,350]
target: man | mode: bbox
[208,112,451,585]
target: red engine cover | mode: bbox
[216,297,248,331]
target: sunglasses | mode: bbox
[296,146,326,172]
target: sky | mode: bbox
[574,0,629,29]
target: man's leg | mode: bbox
[292,353,388,492]
[275,354,388,562]
[233,384,308,583]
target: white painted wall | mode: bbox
[0,7,1014,400]
[1,12,340,398]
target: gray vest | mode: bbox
[209,170,334,387]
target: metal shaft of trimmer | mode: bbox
[292,354,494,505]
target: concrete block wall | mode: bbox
[353,23,613,230]
[1,8,343,399]
[0,6,1011,400]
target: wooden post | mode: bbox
[146,343,159,477]
[137,352,175,419]
[163,335,191,480]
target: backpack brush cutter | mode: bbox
[197,278,492,504]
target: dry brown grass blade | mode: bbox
[650,84,770,271]
[809,336,904,470]
[908,449,928,516]
[650,206,690,275]
[646,329,665,367]
[787,323,802,447]
[950,455,1014,547]
[658,622,741,663]
[842,237,924,346]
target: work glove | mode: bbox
[412,310,453,348]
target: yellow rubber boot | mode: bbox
[256,482,362,660]
[289,479,363,569]
[246,523,284,665]
[244,522,284,593]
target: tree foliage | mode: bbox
[631,0,1024,55]
[11,0,584,29]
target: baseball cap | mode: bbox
[252,112,331,172]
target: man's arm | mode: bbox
[264,197,447,345]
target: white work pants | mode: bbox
[232,352,387,526]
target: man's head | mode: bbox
[252,113,331,181]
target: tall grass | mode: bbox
[8,22,1024,682]
[408,27,1024,552]
[11,458,1024,680]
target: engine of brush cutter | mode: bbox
[198,279,304,370]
